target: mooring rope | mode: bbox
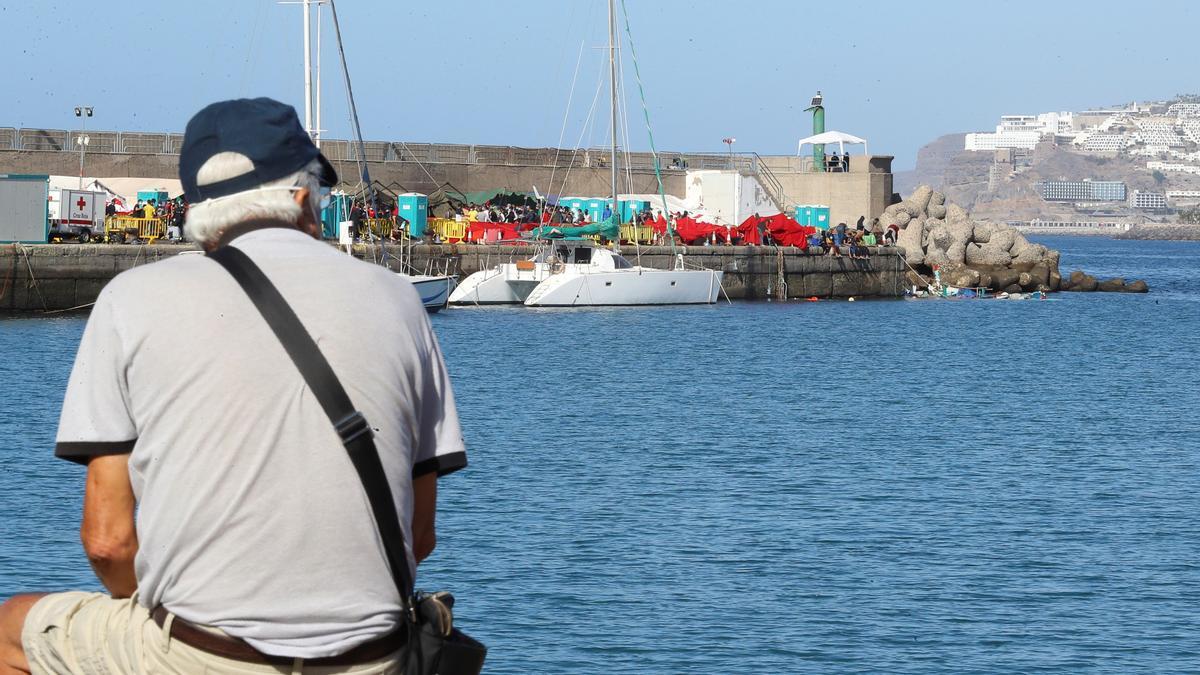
[42,302,96,315]
[18,245,49,311]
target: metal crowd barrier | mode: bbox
[430,218,468,243]
[360,217,400,239]
[619,223,657,244]
[105,216,166,242]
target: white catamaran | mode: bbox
[450,241,720,306]
[452,0,722,308]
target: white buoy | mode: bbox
[848,297,856,302]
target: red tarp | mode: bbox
[454,214,817,247]
[748,213,816,249]
[647,214,815,248]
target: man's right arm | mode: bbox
[81,453,139,598]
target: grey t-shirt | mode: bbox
[55,227,467,658]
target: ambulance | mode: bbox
[48,188,107,242]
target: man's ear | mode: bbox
[293,187,321,239]
[293,186,311,209]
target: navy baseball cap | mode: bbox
[179,97,337,203]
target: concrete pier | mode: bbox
[0,243,907,312]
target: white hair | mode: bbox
[185,153,324,246]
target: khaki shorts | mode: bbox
[21,592,402,674]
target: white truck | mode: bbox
[48,188,106,242]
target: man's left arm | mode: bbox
[409,311,468,565]
[81,453,139,598]
[411,473,437,564]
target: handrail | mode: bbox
[748,152,789,214]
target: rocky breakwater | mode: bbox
[887,185,1148,294]
[1115,223,1200,241]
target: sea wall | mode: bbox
[1115,223,1200,241]
[0,149,896,224]
[0,243,907,311]
[772,156,895,229]
[439,244,907,300]
[0,149,681,199]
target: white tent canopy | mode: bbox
[797,130,868,157]
[47,176,182,209]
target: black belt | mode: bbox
[151,606,406,666]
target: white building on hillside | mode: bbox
[1148,161,1200,175]
[1077,133,1131,152]
[964,112,1075,151]
[1037,111,1076,135]
[1167,102,1200,118]
[1134,119,1186,147]
[1182,121,1200,144]
[1131,191,1168,209]
[1129,144,1170,157]
[965,131,1040,151]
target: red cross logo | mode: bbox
[76,196,87,210]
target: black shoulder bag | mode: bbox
[208,246,486,675]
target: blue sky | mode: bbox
[1,0,1195,168]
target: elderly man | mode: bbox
[0,98,467,674]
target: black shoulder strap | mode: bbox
[207,245,416,610]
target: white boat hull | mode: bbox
[524,267,722,306]
[403,275,457,312]
[449,266,544,305]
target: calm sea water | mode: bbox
[2,236,1198,673]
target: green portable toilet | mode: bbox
[812,206,831,230]
[396,192,429,237]
[137,189,170,206]
[619,199,650,223]
[795,205,814,227]
[560,197,585,217]
[321,192,351,239]
[585,198,605,222]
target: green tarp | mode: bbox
[529,215,619,241]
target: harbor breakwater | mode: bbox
[0,243,907,311]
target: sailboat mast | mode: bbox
[314,1,322,147]
[607,0,620,252]
[302,0,313,136]
[328,0,375,216]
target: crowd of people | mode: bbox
[436,199,902,254]
[103,196,189,240]
[824,151,853,172]
[804,219,900,258]
[94,189,900,254]
[446,202,545,224]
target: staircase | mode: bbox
[744,153,790,216]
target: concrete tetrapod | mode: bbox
[884,184,1150,294]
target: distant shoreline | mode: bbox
[1014,224,1200,241]
[1115,224,1200,241]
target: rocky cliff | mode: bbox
[903,134,1200,224]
